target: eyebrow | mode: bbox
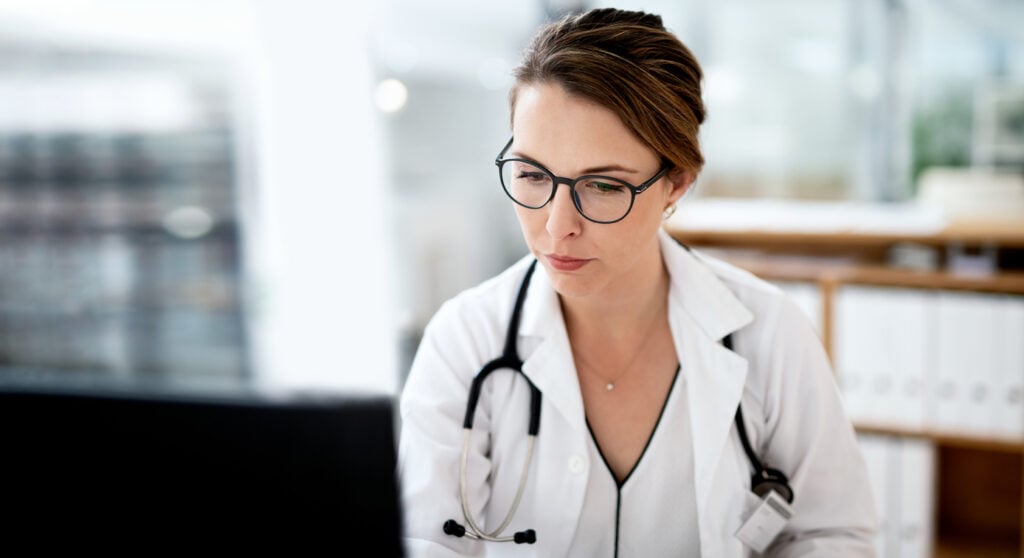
[512,150,640,176]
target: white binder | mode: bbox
[836,286,891,424]
[836,286,930,427]
[881,289,932,430]
[835,287,867,423]
[935,291,996,433]
[992,295,1024,437]
[895,438,936,558]
[858,434,892,558]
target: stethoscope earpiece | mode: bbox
[514,529,537,544]
[443,519,467,538]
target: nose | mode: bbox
[545,183,582,240]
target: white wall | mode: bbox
[245,1,398,395]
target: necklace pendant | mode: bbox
[606,383,614,391]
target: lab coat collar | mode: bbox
[515,228,755,445]
[658,228,754,341]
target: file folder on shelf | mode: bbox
[836,287,880,424]
[858,434,891,558]
[857,434,937,558]
[935,291,997,433]
[993,295,1024,438]
[896,438,936,558]
[836,287,930,428]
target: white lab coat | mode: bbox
[398,229,878,557]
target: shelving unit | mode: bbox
[0,48,250,380]
[667,212,1024,558]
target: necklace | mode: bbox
[573,315,663,392]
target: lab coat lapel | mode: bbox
[659,230,754,515]
[674,316,749,512]
[516,262,587,435]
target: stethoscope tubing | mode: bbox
[450,260,541,543]
[458,429,537,541]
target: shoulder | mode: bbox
[682,246,830,395]
[690,248,810,336]
[689,248,786,307]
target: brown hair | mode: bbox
[511,8,706,176]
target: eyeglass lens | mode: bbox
[500,160,633,222]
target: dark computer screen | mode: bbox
[0,375,405,555]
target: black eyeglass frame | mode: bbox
[494,137,671,224]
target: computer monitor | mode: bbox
[0,374,405,555]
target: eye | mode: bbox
[516,171,549,183]
[583,179,626,193]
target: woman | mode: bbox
[398,8,877,557]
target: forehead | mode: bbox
[510,82,658,174]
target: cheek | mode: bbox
[622,197,660,232]
[607,200,666,254]
[513,206,542,240]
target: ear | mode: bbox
[664,168,694,205]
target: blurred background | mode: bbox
[0,0,1019,391]
[1,1,1023,556]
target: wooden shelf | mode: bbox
[667,218,1024,249]
[715,255,1024,295]
[855,423,1024,454]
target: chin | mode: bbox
[543,264,604,300]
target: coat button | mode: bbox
[568,454,585,475]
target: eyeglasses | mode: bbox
[495,138,670,224]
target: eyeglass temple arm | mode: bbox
[495,137,514,164]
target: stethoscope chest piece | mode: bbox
[751,467,794,504]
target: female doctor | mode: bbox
[398,8,877,557]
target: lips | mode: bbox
[545,254,591,272]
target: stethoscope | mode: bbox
[443,257,794,545]
[442,259,540,544]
